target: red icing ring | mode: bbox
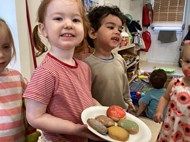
[107,105,126,121]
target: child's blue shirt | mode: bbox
[140,88,167,119]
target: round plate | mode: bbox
[81,106,151,142]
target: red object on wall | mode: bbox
[141,31,151,52]
[142,4,153,27]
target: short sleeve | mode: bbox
[23,67,55,105]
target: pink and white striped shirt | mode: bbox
[24,53,94,142]
[0,69,26,142]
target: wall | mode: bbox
[15,0,34,79]
[143,30,182,64]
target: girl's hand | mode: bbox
[153,112,163,123]
[75,124,104,141]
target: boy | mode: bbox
[84,6,135,111]
[135,69,167,119]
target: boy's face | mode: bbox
[90,14,123,52]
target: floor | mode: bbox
[139,61,183,76]
[137,61,183,142]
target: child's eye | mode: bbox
[3,44,11,49]
[183,59,190,64]
[107,26,114,30]
[53,17,62,21]
[73,18,81,23]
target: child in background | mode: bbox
[23,0,101,142]
[154,41,190,142]
[84,6,135,111]
[0,18,40,142]
[135,69,167,119]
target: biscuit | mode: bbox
[108,126,129,141]
[118,119,139,134]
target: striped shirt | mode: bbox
[0,69,26,142]
[23,53,94,142]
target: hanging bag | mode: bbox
[133,32,146,49]
[141,31,151,52]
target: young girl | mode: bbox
[0,18,40,142]
[84,6,135,111]
[154,41,190,142]
[23,0,101,142]
[0,18,26,142]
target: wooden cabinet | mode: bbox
[113,44,140,83]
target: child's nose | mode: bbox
[63,19,73,29]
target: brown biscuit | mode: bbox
[87,118,108,135]
[95,115,115,127]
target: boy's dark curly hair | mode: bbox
[149,69,167,89]
[87,5,125,48]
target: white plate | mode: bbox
[81,106,151,142]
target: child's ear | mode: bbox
[38,23,48,38]
[180,59,183,66]
[88,27,97,39]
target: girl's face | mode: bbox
[180,46,190,78]
[0,30,12,73]
[39,0,84,53]
[91,14,123,52]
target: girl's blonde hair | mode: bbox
[0,18,16,60]
[33,0,89,57]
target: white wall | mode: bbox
[142,30,182,64]
[15,0,34,80]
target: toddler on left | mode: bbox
[0,18,40,142]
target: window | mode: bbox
[153,0,185,23]
[152,0,185,31]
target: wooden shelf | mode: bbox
[117,44,136,52]
[129,74,137,84]
[115,44,140,84]
[127,60,139,69]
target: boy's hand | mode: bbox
[128,103,137,115]
[129,103,136,112]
